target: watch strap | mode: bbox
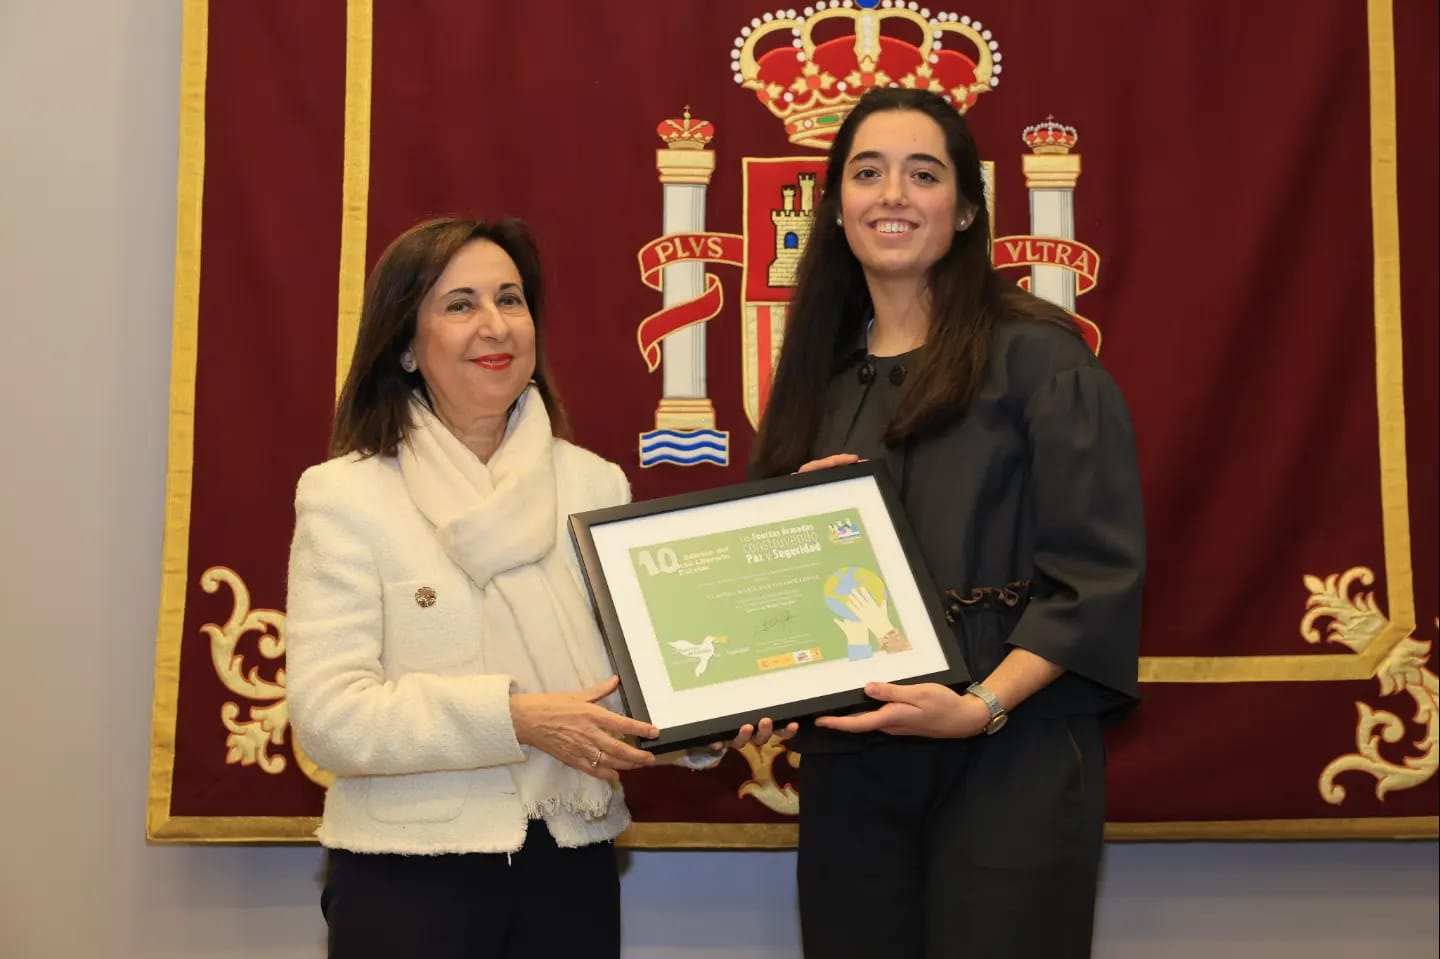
[965,682,1007,733]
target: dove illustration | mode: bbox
[668,635,726,677]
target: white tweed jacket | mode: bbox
[284,439,632,855]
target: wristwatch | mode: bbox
[965,682,1008,735]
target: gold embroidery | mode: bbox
[736,739,802,815]
[1302,567,1437,803]
[199,567,332,788]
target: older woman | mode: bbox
[285,217,775,958]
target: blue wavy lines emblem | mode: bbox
[639,429,729,467]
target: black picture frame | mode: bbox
[568,461,970,752]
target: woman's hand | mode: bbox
[704,717,800,755]
[814,682,990,738]
[796,453,862,473]
[510,675,660,783]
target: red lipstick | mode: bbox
[473,353,513,371]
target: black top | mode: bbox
[794,320,1145,750]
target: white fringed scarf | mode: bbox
[397,387,617,821]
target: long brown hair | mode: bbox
[751,89,1075,477]
[330,217,570,458]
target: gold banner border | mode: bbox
[147,816,1437,845]
[145,0,209,843]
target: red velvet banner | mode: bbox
[149,0,1437,843]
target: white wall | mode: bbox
[1,3,1434,957]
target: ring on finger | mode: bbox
[590,746,603,769]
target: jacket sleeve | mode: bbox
[611,461,633,507]
[1005,365,1146,701]
[592,461,634,718]
[284,465,527,777]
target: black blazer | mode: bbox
[771,319,1146,750]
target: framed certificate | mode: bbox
[568,462,970,752]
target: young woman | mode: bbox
[752,89,1146,959]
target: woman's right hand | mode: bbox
[796,453,861,473]
[510,675,660,783]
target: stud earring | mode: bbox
[400,350,417,373]
[835,215,843,227]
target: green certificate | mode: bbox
[631,510,913,693]
[570,463,969,751]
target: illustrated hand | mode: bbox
[814,682,990,738]
[835,617,872,647]
[834,616,874,660]
[843,587,893,639]
[510,675,660,783]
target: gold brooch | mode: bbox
[414,586,437,608]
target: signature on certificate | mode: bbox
[756,608,796,634]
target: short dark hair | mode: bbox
[751,89,1076,477]
[330,217,570,458]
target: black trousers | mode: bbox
[797,715,1107,959]
[321,820,620,959]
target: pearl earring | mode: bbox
[835,215,843,227]
[400,351,417,373]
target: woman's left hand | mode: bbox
[813,682,989,738]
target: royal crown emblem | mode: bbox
[631,2,1101,474]
[1022,116,1078,154]
[730,0,1001,149]
[656,110,717,149]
